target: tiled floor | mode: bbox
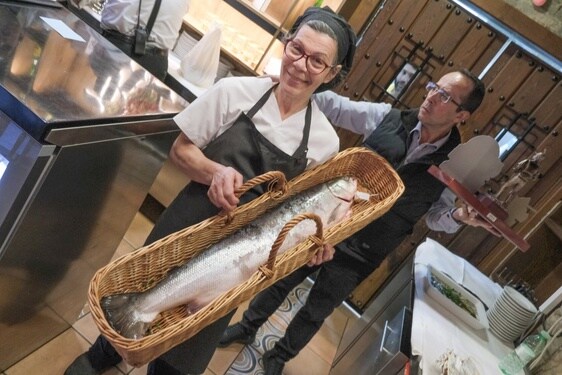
[3,211,350,375]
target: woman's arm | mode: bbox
[169,132,243,211]
[313,90,392,139]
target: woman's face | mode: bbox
[278,25,340,99]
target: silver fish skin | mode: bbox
[102,177,357,339]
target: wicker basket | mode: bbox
[88,147,404,366]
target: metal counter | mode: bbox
[331,255,414,374]
[0,2,187,369]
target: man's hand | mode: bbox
[307,243,335,266]
[452,204,502,237]
[207,166,243,212]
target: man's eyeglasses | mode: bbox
[284,39,335,75]
[425,81,464,111]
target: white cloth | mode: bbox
[101,0,190,50]
[174,77,340,168]
[314,90,461,232]
[412,238,509,374]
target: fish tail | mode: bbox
[101,293,153,339]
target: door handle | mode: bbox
[379,319,395,354]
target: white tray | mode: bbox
[424,265,489,330]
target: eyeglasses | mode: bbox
[283,39,335,75]
[425,81,464,111]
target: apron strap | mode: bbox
[246,84,277,119]
[292,102,311,157]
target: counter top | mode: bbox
[412,238,513,374]
[0,3,186,140]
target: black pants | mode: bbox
[239,249,375,361]
[87,312,235,375]
[103,32,168,81]
[86,186,235,374]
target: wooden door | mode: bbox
[339,0,561,309]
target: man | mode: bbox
[219,69,488,375]
[70,0,189,80]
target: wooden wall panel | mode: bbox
[338,0,561,308]
[427,8,473,61]
[407,0,451,47]
[510,67,558,115]
[465,51,534,138]
[431,19,494,71]
[342,0,426,97]
[471,36,505,77]
[533,79,562,130]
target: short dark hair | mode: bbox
[458,69,485,114]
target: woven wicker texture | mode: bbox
[88,147,405,366]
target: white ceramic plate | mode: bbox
[425,266,489,330]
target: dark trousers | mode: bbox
[103,32,168,81]
[87,312,235,375]
[86,186,234,374]
[239,249,374,361]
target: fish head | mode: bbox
[326,177,358,202]
[323,177,357,226]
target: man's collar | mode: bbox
[411,122,452,148]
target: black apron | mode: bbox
[148,85,312,373]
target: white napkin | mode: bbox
[181,23,222,88]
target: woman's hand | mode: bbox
[307,243,335,266]
[207,166,243,212]
[169,133,243,212]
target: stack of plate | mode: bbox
[173,32,198,59]
[487,286,537,342]
[215,59,234,82]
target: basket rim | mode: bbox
[87,146,405,362]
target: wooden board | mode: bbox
[428,165,530,251]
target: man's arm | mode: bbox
[426,188,501,236]
[426,189,463,233]
[313,90,392,138]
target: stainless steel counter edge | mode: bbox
[45,116,180,146]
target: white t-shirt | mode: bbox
[101,0,190,50]
[174,77,339,168]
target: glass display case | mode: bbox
[0,3,186,369]
[183,0,346,75]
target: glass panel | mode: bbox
[386,62,417,98]
[0,111,43,224]
[0,154,7,181]
[495,128,519,160]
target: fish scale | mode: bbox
[102,177,357,339]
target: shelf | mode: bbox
[224,0,280,35]
[182,0,346,75]
[179,20,258,76]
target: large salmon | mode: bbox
[102,177,357,339]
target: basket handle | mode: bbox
[258,212,324,278]
[220,171,288,219]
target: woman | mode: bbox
[65,6,356,375]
